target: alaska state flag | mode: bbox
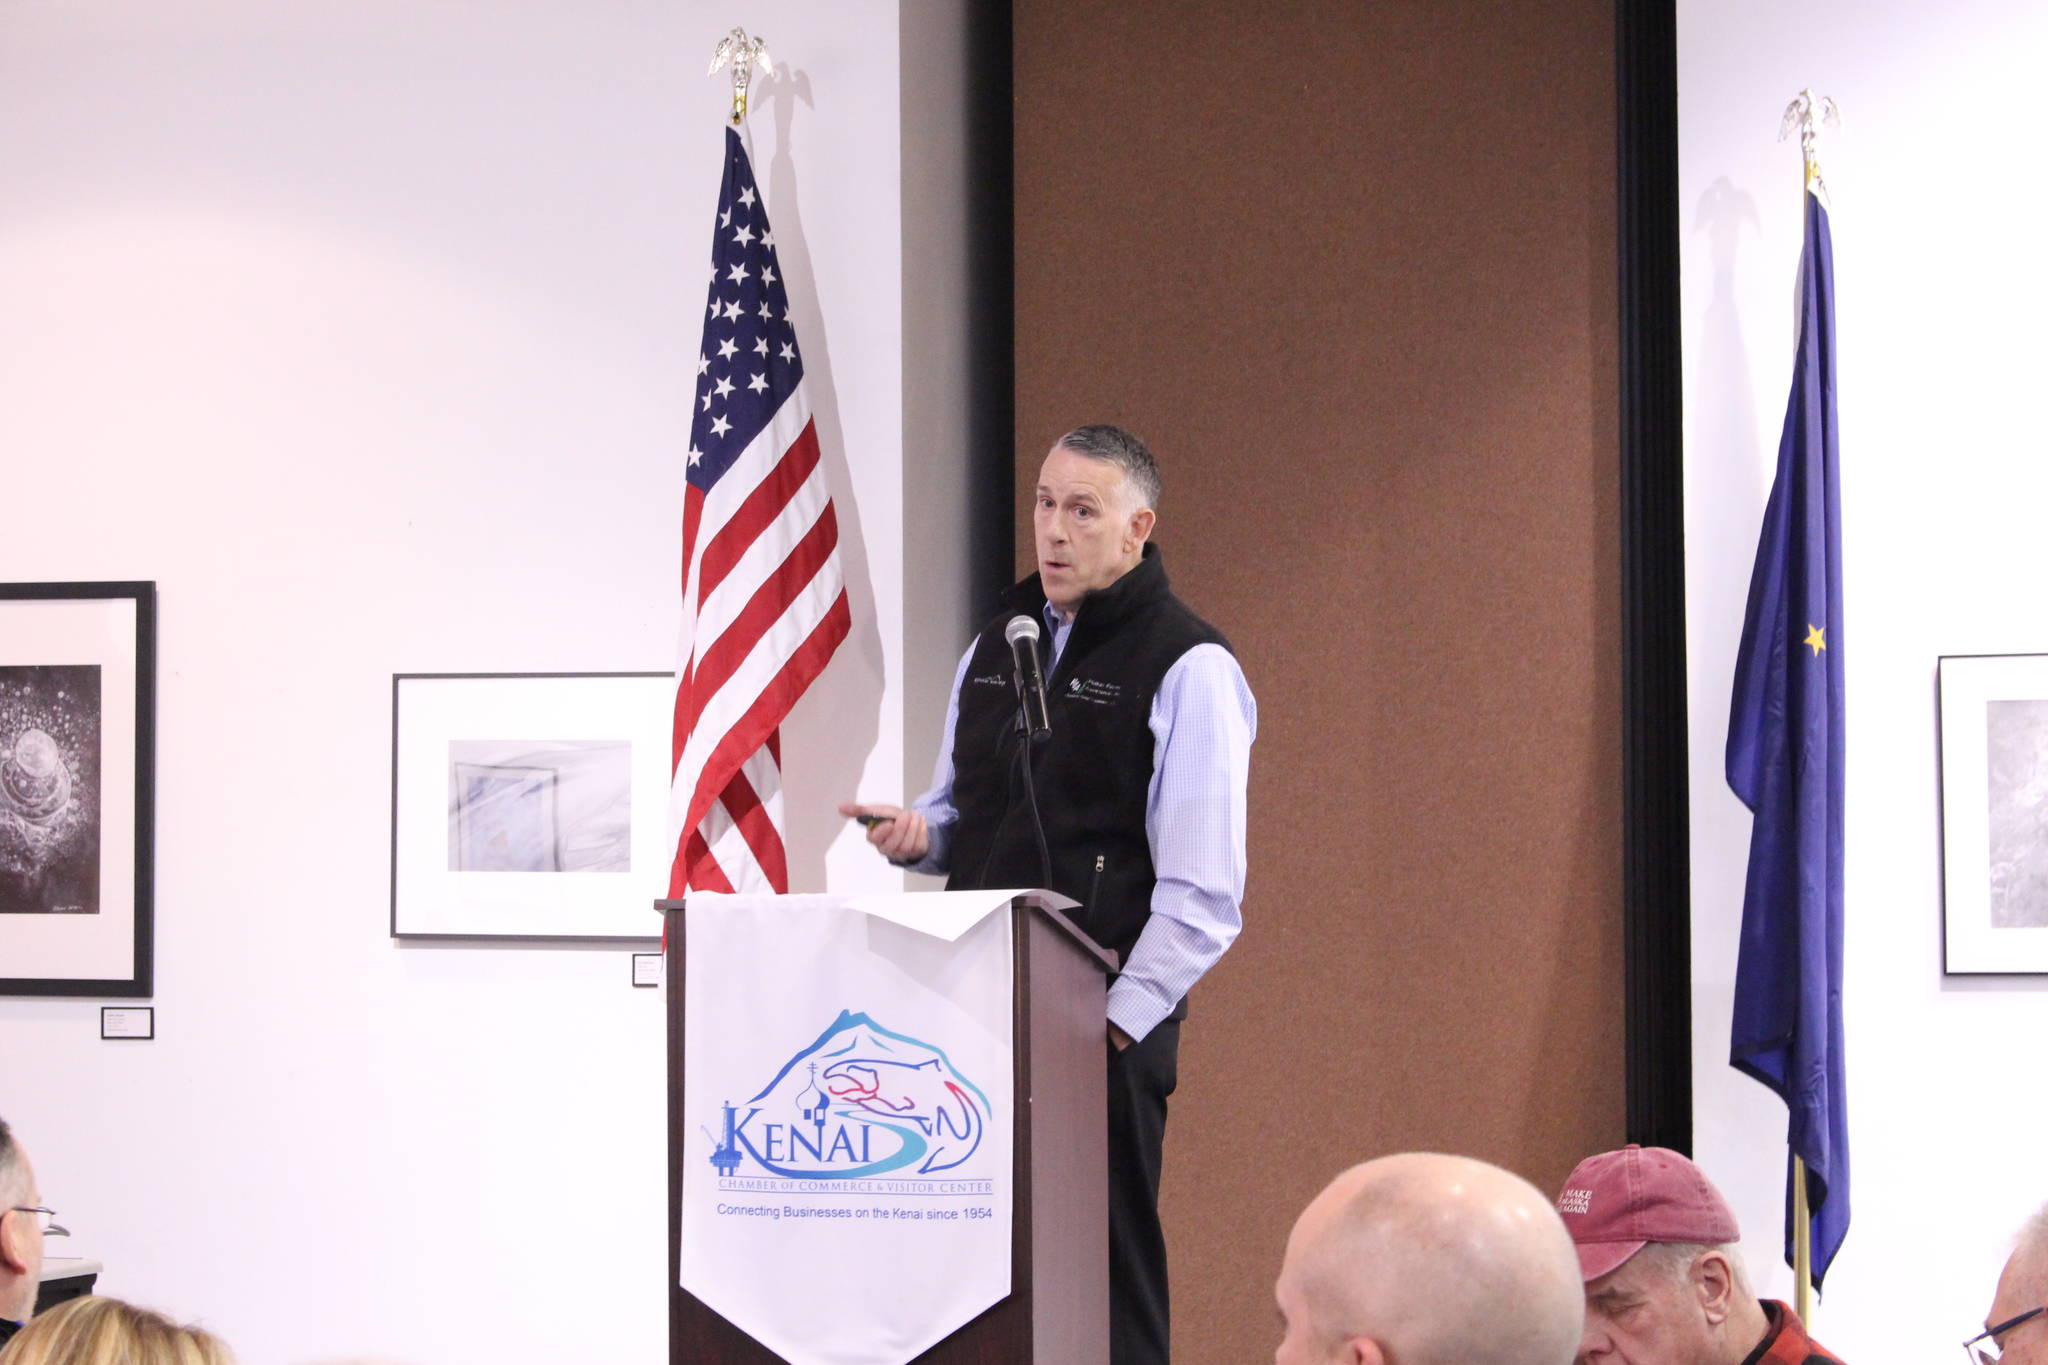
[1725,185,1849,1287]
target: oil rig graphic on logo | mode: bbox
[706,1010,992,1180]
[709,1099,746,1177]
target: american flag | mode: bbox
[668,126,849,895]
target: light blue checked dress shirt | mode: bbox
[906,602,1257,1041]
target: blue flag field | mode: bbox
[1724,185,1849,1287]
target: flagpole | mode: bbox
[1774,92,1836,1332]
[1792,1155,1814,1323]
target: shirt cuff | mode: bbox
[1106,975,1173,1043]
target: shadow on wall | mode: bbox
[756,69,887,892]
[1690,174,1766,672]
[1685,173,1790,1242]
[1688,175,1767,921]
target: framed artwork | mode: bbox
[1939,653,2048,973]
[391,672,671,940]
[0,582,156,997]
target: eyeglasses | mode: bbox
[4,1207,68,1238]
[1964,1306,2046,1363]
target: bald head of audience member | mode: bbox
[1977,1203,2048,1365]
[1273,1152,1585,1365]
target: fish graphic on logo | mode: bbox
[706,1010,993,1180]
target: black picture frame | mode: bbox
[0,581,156,997]
[390,671,671,942]
[1936,652,2048,974]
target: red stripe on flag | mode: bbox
[682,590,851,844]
[676,827,736,896]
[671,830,704,898]
[681,484,705,587]
[673,484,708,777]
[697,420,822,599]
[717,764,790,892]
[674,502,841,742]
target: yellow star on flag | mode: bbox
[1803,624,1826,655]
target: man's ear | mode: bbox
[1127,506,1156,550]
[1693,1250,1737,1325]
[1346,1336,1387,1365]
[0,1212,28,1276]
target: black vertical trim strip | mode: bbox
[1617,0,1693,1151]
[966,0,1016,620]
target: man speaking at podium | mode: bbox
[841,423,1256,1365]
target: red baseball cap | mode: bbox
[1554,1145,1741,1281]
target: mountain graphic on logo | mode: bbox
[707,1010,994,1180]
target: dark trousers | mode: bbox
[1108,1017,1180,1365]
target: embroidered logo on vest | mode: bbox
[1064,678,1123,706]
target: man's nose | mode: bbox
[1577,1316,1609,1361]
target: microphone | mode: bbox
[1004,614,1053,743]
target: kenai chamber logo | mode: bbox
[706,1010,993,1180]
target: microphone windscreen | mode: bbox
[1004,614,1041,645]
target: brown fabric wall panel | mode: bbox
[1014,3,1624,1361]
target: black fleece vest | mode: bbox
[945,546,1229,966]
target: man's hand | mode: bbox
[837,802,931,864]
[1109,1022,1134,1052]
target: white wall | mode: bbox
[1682,1,2048,1356]
[0,3,960,1362]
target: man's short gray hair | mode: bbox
[1055,424,1161,513]
[1634,1240,1753,1296]
[0,1115,22,1205]
[2019,1202,2048,1263]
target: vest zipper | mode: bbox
[1088,854,1105,909]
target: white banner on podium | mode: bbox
[679,892,1018,1365]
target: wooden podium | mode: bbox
[660,893,1116,1365]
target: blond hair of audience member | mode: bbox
[0,1296,233,1365]
[1274,1152,1584,1365]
